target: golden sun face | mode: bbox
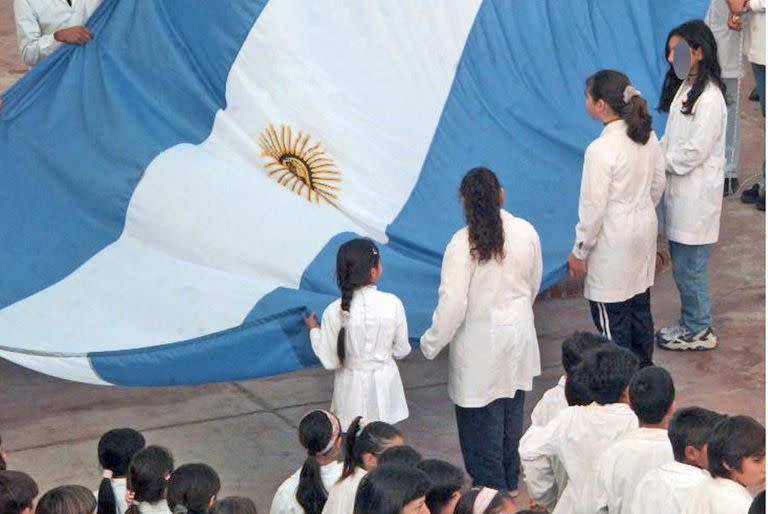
[258,124,341,206]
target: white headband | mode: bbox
[472,487,498,514]
[623,85,642,104]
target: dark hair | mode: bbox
[296,411,340,514]
[377,446,422,469]
[416,460,464,514]
[36,486,97,514]
[0,433,6,471]
[668,407,725,462]
[453,488,508,514]
[0,471,39,514]
[565,364,594,406]
[586,69,653,144]
[657,20,726,114]
[459,168,505,264]
[335,239,380,365]
[561,332,608,376]
[749,491,765,514]
[353,466,430,514]
[707,416,766,479]
[213,497,257,514]
[126,446,174,514]
[629,366,675,425]
[583,345,639,405]
[342,418,402,480]
[97,429,145,514]
[167,464,221,514]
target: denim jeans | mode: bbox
[752,63,765,192]
[668,241,714,333]
[723,78,742,180]
[454,392,526,491]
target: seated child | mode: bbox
[416,460,465,514]
[0,470,38,514]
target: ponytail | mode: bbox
[334,239,381,365]
[342,418,402,480]
[97,479,117,514]
[586,70,652,145]
[459,168,505,264]
[342,417,364,480]
[296,411,340,514]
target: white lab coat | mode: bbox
[681,476,754,514]
[519,402,639,514]
[93,478,128,514]
[572,121,666,303]
[310,286,410,428]
[420,209,542,408]
[628,461,709,514]
[707,0,744,79]
[13,0,102,67]
[584,427,674,514]
[660,81,727,246]
[524,375,568,513]
[745,0,766,65]
[321,467,366,514]
[270,461,344,514]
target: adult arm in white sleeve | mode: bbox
[419,235,472,360]
[749,0,766,12]
[665,95,725,176]
[572,144,613,260]
[309,307,342,370]
[392,298,411,360]
[14,0,61,67]
[650,137,667,206]
[529,226,543,301]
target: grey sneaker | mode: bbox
[656,324,687,342]
[657,327,718,351]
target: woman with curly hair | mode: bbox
[420,167,543,495]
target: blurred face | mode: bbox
[667,35,682,64]
[667,35,703,75]
[730,454,766,488]
[402,496,430,514]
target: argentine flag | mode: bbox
[0,0,708,385]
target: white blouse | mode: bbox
[629,461,709,514]
[572,121,666,303]
[420,209,542,408]
[681,476,754,514]
[321,467,366,514]
[660,80,727,246]
[270,461,344,514]
[310,286,410,428]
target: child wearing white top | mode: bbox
[126,446,174,514]
[568,70,666,367]
[96,429,146,514]
[322,418,403,514]
[519,345,640,514]
[655,20,728,352]
[682,416,765,514]
[270,410,343,514]
[167,464,220,514]
[629,407,724,514]
[39,486,97,514]
[585,366,676,514]
[305,239,410,428]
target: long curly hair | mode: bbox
[459,168,505,263]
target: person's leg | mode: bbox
[590,298,632,352]
[455,399,506,489]
[752,63,766,210]
[629,288,655,367]
[722,78,741,195]
[502,391,526,492]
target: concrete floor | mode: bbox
[0,1,765,511]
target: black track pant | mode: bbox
[589,288,654,367]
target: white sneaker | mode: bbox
[656,324,686,342]
[658,327,718,351]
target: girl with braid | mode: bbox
[304,239,411,427]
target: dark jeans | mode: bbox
[454,391,526,491]
[589,288,654,367]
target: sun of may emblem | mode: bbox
[258,124,342,206]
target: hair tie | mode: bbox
[356,421,365,438]
[340,309,351,328]
[472,488,498,514]
[102,469,114,480]
[622,85,641,104]
[173,506,188,514]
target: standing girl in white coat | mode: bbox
[567,70,666,367]
[420,167,543,493]
[655,20,727,351]
[304,239,411,428]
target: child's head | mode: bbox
[97,429,146,514]
[343,418,404,479]
[561,332,607,376]
[36,486,96,514]
[353,465,431,514]
[126,446,174,511]
[167,464,221,514]
[585,70,653,145]
[459,167,505,264]
[668,407,724,468]
[629,366,675,427]
[565,364,594,406]
[213,497,257,514]
[0,471,39,514]
[707,415,766,488]
[377,446,422,469]
[583,345,639,405]
[453,487,515,514]
[415,460,464,514]
[296,410,342,514]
